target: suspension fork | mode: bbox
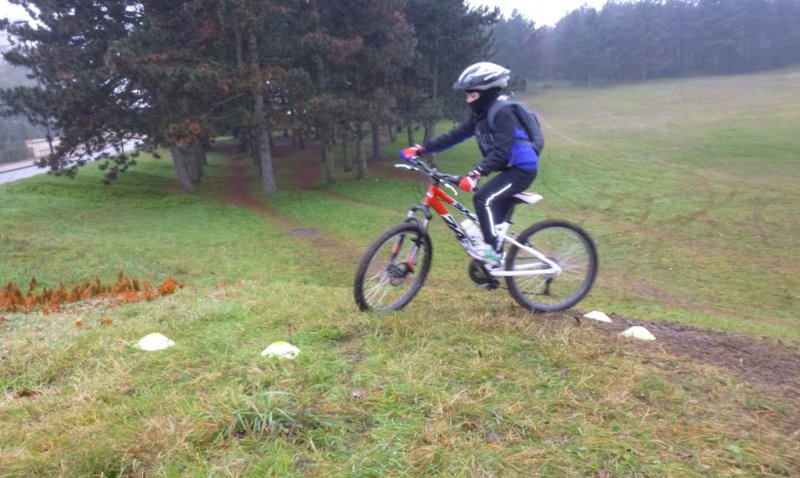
[404,204,432,232]
[388,206,430,270]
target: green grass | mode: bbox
[526,68,800,338]
[1,69,799,476]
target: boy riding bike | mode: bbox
[356,63,593,312]
[400,62,540,265]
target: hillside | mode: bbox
[524,67,800,339]
[1,69,798,476]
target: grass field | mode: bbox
[1,69,799,476]
[529,69,800,339]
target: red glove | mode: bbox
[459,170,480,192]
[399,144,424,162]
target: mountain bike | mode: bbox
[353,156,598,312]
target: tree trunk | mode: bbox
[257,130,277,194]
[201,138,211,168]
[387,125,396,143]
[406,122,414,145]
[355,122,368,179]
[238,129,250,153]
[423,58,440,144]
[323,143,335,186]
[169,144,195,192]
[192,140,206,179]
[249,31,277,194]
[342,131,354,172]
[320,126,336,186]
[175,139,202,184]
[371,121,381,158]
[251,126,277,194]
[424,119,436,143]
[185,149,200,183]
[235,30,244,72]
[247,127,256,159]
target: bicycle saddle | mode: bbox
[513,192,543,204]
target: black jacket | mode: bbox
[422,101,538,174]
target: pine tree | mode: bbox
[403,0,498,142]
[1,1,143,179]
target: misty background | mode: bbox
[1,0,799,184]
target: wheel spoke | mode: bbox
[364,274,390,303]
[354,224,432,311]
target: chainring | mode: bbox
[468,259,500,290]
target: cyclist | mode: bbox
[400,62,539,265]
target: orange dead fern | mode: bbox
[0,272,184,314]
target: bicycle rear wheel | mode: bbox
[354,222,433,311]
[505,219,597,312]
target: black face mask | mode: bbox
[468,87,502,116]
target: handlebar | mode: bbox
[395,156,462,186]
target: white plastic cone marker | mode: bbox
[261,341,300,359]
[136,333,175,351]
[621,326,656,341]
[583,311,612,323]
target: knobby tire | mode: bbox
[505,219,598,312]
[354,223,433,311]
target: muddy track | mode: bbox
[218,142,363,266]
[578,312,800,399]
[218,138,800,402]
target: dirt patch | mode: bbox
[577,312,800,398]
[290,228,320,237]
[217,140,363,266]
[270,138,322,190]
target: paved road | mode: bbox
[0,162,43,184]
[0,141,141,185]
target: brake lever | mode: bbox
[394,163,415,170]
[443,182,458,196]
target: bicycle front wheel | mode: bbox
[354,222,433,311]
[506,219,598,312]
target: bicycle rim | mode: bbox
[506,219,598,312]
[354,223,432,311]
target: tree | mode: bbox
[227,0,309,194]
[403,0,498,142]
[1,2,143,181]
[544,0,800,83]
[491,10,543,81]
[334,0,414,164]
[107,0,234,191]
[2,0,308,192]
[553,6,605,85]
[295,0,414,183]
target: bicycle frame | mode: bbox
[406,179,477,249]
[399,164,562,278]
[356,159,597,312]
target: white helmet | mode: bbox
[453,62,511,91]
